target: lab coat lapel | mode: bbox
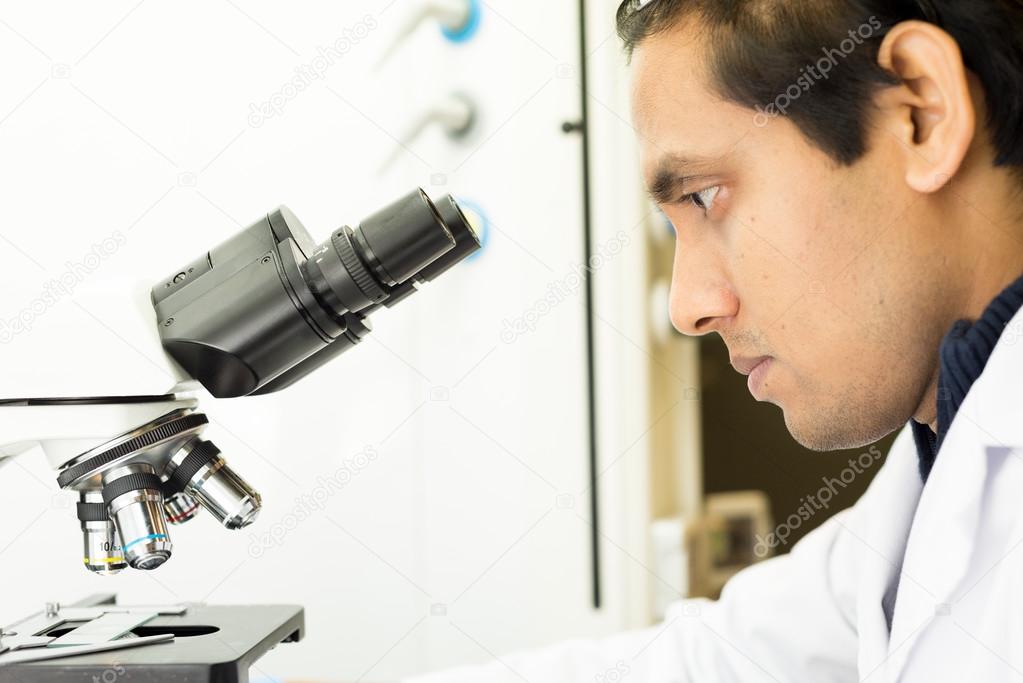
[885,310,1023,678]
[854,429,923,680]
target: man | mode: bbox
[408,0,1023,680]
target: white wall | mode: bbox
[0,1,656,680]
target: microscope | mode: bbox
[0,189,480,679]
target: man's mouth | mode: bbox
[730,355,774,399]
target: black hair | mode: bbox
[616,0,1023,169]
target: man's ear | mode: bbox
[875,20,975,193]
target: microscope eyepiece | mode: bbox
[414,194,481,283]
[303,189,456,319]
[152,188,479,398]
[352,188,455,286]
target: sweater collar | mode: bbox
[913,272,1023,482]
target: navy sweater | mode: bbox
[911,273,1023,481]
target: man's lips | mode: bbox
[731,355,774,400]
[730,355,772,376]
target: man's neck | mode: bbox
[912,264,1023,433]
[912,258,1023,429]
[909,164,1023,433]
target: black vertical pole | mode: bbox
[577,0,602,610]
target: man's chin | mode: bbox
[780,404,893,453]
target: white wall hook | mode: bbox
[378,91,478,173]
[374,0,477,70]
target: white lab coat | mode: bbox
[407,307,1023,683]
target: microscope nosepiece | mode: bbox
[59,409,263,574]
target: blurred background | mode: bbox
[0,1,894,680]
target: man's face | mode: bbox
[632,23,956,450]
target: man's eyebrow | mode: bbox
[647,153,723,205]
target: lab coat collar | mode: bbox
[883,305,1023,679]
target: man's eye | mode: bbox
[680,186,720,213]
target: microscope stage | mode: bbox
[0,594,303,683]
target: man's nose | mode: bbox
[668,249,738,336]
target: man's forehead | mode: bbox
[630,26,707,99]
[631,56,756,173]
[633,94,748,174]
[629,25,723,141]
